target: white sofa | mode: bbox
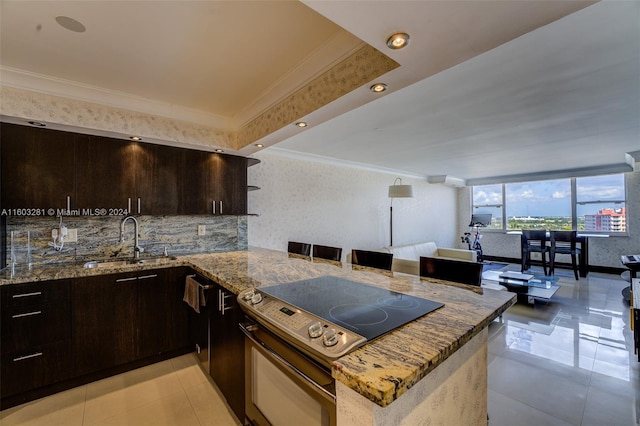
[381,242,477,276]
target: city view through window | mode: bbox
[472,174,626,233]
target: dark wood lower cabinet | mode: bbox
[72,273,138,376]
[1,267,243,415]
[1,341,72,398]
[137,267,190,358]
[1,279,72,402]
[210,283,245,421]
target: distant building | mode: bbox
[584,207,626,232]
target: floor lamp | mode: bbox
[388,178,414,246]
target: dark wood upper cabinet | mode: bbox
[211,154,248,215]
[1,123,76,211]
[0,123,248,215]
[75,134,136,212]
[134,143,182,215]
[180,149,211,215]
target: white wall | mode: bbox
[247,152,460,262]
[458,169,640,269]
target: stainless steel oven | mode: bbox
[238,275,444,426]
[241,321,336,426]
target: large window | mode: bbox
[471,184,503,229]
[472,173,627,234]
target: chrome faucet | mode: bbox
[120,216,142,259]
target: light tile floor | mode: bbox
[487,266,640,425]
[1,267,638,425]
[0,354,240,426]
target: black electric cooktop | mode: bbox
[261,276,444,341]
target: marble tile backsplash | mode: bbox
[6,215,247,266]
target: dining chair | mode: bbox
[549,230,580,280]
[520,230,549,275]
[351,249,393,271]
[312,244,342,261]
[287,241,311,257]
[419,256,483,286]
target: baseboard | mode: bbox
[482,255,626,276]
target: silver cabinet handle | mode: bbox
[212,201,216,215]
[219,200,223,215]
[128,198,132,213]
[67,196,71,211]
[138,274,158,280]
[116,277,137,282]
[13,291,42,298]
[219,290,233,315]
[13,352,43,362]
[12,310,42,319]
[137,198,141,214]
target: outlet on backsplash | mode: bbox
[67,229,78,243]
[5,215,246,266]
[197,225,206,236]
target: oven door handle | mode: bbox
[240,322,336,404]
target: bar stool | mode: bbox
[351,249,393,271]
[419,256,483,286]
[549,230,580,280]
[287,241,311,257]
[312,244,342,261]
[521,230,549,275]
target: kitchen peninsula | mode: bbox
[1,247,514,425]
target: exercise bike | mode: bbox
[461,226,484,263]
[461,214,492,263]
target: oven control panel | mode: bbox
[237,288,367,361]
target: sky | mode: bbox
[473,174,625,217]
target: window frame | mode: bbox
[471,174,628,235]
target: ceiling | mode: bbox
[1,1,638,184]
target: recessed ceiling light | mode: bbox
[215,149,224,153]
[27,121,46,127]
[130,136,142,141]
[370,83,387,93]
[55,16,86,33]
[386,33,410,50]
[255,144,264,148]
[295,122,308,128]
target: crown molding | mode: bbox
[264,147,426,180]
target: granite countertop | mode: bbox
[0,247,515,407]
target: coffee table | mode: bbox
[482,270,560,304]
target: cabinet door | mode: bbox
[211,154,247,215]
[179,150,211,214]
[1,341,72,398]
[71,273,137,376]
[0,123,75,211]
[137,267,190,358]
[210,284,245,420]
[134,144,182,215]
[0,279,72,398]
[75,134,136,212]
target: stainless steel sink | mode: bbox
[83,256,178,269]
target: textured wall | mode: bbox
[458,170,640,268]
[247,152,460,262]
[0,86,236,151]
[6,215,247,266]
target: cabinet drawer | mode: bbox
[1,280,70,308]
[1,299,71,355]
[1,340,72,398]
